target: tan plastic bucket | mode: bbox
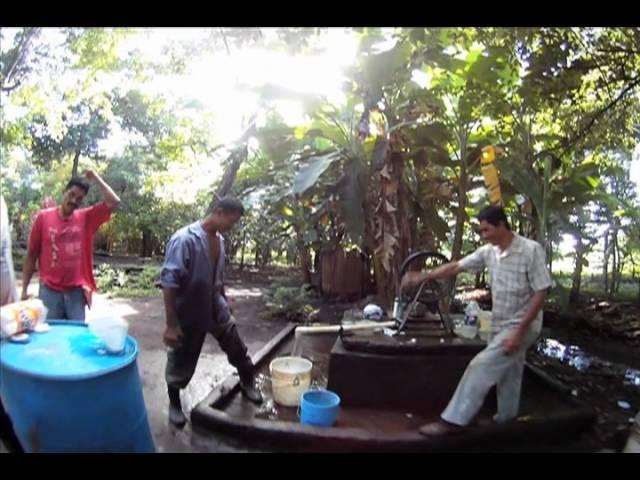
[269,356,312,407]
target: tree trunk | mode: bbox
[71,148,81,178]
[452,191,466,261]
[474,271,483,289]
[610,229,617,297]
[239,232,246,271]
[394,152,417,268]
[1,28,40,92]
[570,237,585,304]
[451,130,468,261]
[209,119,256,209]
[141,229,153,258]
[254,244,260,267]
[613,228,624,295]
[370,150,415,308]
[547,226,553,276]
[631,257,640,305]
[259,245,272,269]
[211,146,246,204]
[516,204,525,236]
[294,224,312,285]
[538,156,552,249]
[603,230,609,294]
[615,259,624,294]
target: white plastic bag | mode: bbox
[363,304,384,321]
[88,316,129,353]
[0,299,48,338]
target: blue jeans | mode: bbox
[39,283,86,321]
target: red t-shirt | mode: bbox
[28,203,111,293]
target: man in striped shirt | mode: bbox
[402,206,552,436]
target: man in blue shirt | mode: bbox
[161,197,262,428]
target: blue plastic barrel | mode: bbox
[0,321,155,453]
[299,389,340,427]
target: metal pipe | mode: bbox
[294,321,396,335]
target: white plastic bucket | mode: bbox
[270,356,312,407]
[88,316,129,353]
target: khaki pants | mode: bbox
[441,325,540,426]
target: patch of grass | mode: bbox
[264,284,318,323]
[95,263,161,298]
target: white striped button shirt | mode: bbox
[459,233,552,333]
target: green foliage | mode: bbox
[292,152,341,194]
[265,284,318,323]
[29,100,112,172]
[553,272,639,303]
[1,27,639,302]
[65,28,131,72]
[95,263,162,298]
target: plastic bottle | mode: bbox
[463,301,480,339]
[478,309,492,341]
[392,297,403,320]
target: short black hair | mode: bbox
[65,176,90,195]
[477,206,511,230]
[210,196,245,217]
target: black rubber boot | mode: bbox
[239,373,263,405]
[168,387,187,428]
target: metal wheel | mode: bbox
[397,251,454,335]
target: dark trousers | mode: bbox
[165,316,253,390]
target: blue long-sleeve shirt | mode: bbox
[160,221,230,332]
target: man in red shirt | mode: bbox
[21,170,121,320]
